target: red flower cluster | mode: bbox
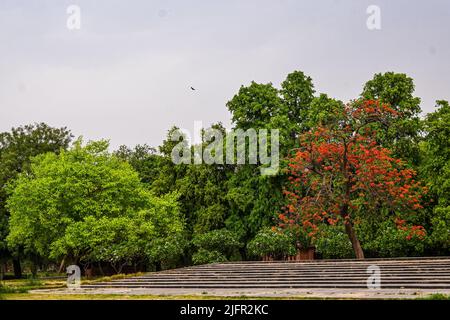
[278,99,427,243]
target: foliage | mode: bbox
[114,144,160,185]
[246,228,296,259]
[226,81,284,131]
[6,139,185,270]
[420,100,450,251]
[225,166,284,244]
[192,249,227,265]
[3,70,449,271]
[358,219,427,257]
[281,100,427,258]
[280,70,315,135]
[306,94,345,130]
[361,72,422,163]
[314,226,354,259]
[0,123,72,255]
[191,229,242,264]
[177,126,232,234]
[224,74,310,245]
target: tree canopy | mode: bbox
[280,100,427,258]
[6,139,185,271]
[1,70,448,276]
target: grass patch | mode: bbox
[0,283,29,294]
[420,293,450,300]
[1,277,66,294]
[80,272,145,285]
[0,293,328,300]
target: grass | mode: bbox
[0,279,62,295]
[0,271,149,300]
[81,272,145,285]
[2,291,450,300]
[419,293,450,300]
[0,293,347,300]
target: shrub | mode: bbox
[247,228,296,259]
[314,226,354,259]
[191,229,242,264]
[360,219,427,257]
[192,249,227,265]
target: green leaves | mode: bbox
[421,100,450,250]
[247,228,296,259]
[0,123,73,255]
[361,72,422,163]
[280,70,315,130]
[191,229,242,264]
[227,82,283,131]
[6,139,186,270]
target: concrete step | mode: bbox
[113,276,450,282]
[131,271,450,277]
[83,283,450,289]
[83,257,450,290]
[109,279,450,285]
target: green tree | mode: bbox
[306,94,345,130]
[421,100,450,252]
[247,227,296,260]
[280,70,315,134]
[148,124,231,234]
[191,229,242,264]
[0,123,72,277]
[281,100,427,259]
[6,139,185,271]
[114,144,160,185]
[224,73,314,250]
[361,72,422,163]
[226,82,283,131]
[150,126,190,196]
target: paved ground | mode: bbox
[30,287,450,299]
[28,258,450,299]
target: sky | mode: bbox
[0,0,449,149]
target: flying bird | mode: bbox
[190,86,196,91]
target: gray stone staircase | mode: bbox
[83,257,450,289]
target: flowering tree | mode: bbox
[280,100,427,259]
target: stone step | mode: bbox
[216,257,450,264]
[202,260,450,265]
[179,265,450,271]
[83,283,450,289]
[134,270,450,279]
[113,276,450,282]
[84,258,450,290]
[105,278,450,285]
[169,262,450,268]
[206,264,450,268]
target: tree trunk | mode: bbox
[98,262,104,276]
[0,263,5,281]
[344,222,364,259]
[13,258,22,278]
[58,256,66,274]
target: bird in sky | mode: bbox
[190,86,196,91]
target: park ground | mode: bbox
[1,274,450,300]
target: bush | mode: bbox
[191,229,242,264]
[360,220,427,257]
[146,235,187,270]
[192,249,227,265]
[314,226,354,259]
[429,206,450,253]
[247,228,296,259]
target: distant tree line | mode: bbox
[0,71,448,277]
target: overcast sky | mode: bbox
[1,0,449,149]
